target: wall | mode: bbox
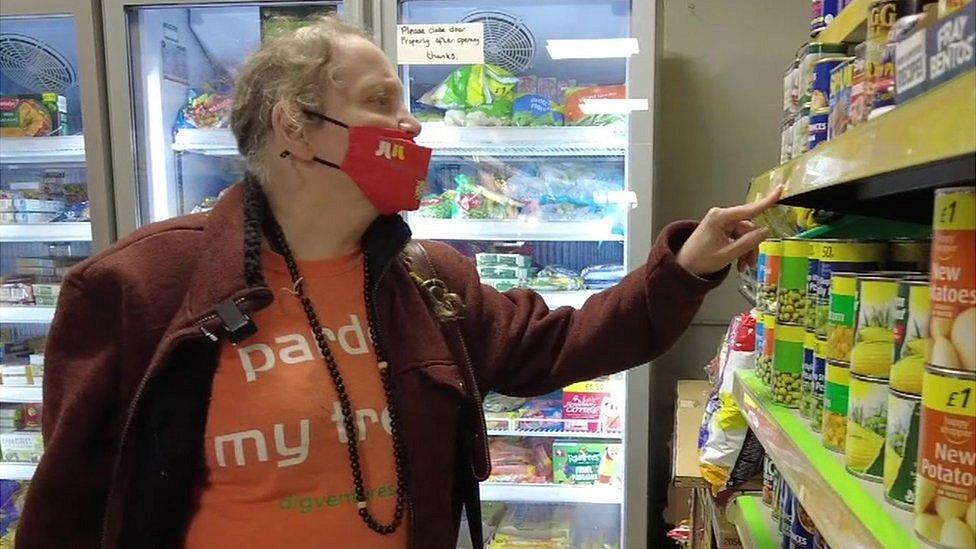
[648,0,809,543]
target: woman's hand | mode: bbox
[676,186,783,276]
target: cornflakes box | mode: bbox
[561,379,623,432]
[0,94,67,137]
[552,442,622,485]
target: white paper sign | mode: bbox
[397,23,485,65]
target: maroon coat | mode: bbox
[16,183,725,548]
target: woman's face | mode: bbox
[308,35,421,159]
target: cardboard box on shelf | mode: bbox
[562,379,623,433]
[672,380,711,489]
[552,441,622,485]
[0,430,43,462]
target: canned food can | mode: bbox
[825,272,860,361]
[761,240,784,313]
[812,0,841,36]
[793,107,811,158]
[772,471,784,520]
[811,57,851,110]
[806,242,822,331]
[759,312,778,387]
[780,483,794,536]
[775,323,806,407]
[808,109,830,150]
[828,58,854,140]
[930,187,975,373]
[790,498,819,549]
[812,337,829,431]
[780,239,813,325]
[892,280,931,395]
[763,456,777,507]
[785,60,801,118]
[823,359,850,452]
[889,237,931,272]
[914,365,976,549]
[846,372,889,481]
[867,0,914,110]
[802,331,820,419]
[849,42,871,127]
[782,116,796,163]
[885,388,921,511]
[939,0,970,16]
[852,276,903,378]
[816,239,888,338]
[802,42,850,100]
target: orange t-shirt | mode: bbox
[185,248,408,548]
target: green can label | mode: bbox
[826,274,858,362]
[884,390,921,510]
[778,239,811,324]
[774,323,805,407]
[825,361,850,414]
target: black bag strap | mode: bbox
[402,241,490,548]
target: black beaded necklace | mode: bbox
[268,218,408,535]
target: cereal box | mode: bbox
[561,380,624,432]
[0,430,43,462]
[552,442,622,485]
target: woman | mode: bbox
[17,16,778,549]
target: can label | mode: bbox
[812,340,828,431]
[915,367,976,548]
[811,0,841,35]
[826,273,858,361]
[824,360,850,452]
[892,281,931,395]
[780,483,794,536]
[828,59,854,140]
[806,243,822,331]
[763,456,776,507]
[811,58,847,110]
[846,373,889,481]
[940,0,969,17]
[852,277,900,377]
[889,239,931,272]
[885,389,921,510]
[867,1,904,107]
[808,110,829,150]
[775,323,806,407]
[802,332,819,419]
[817,240,886,337]
[761,240,784,314]
[789,499,818,549]
[779,240,812,325]
[793,112,811,158]
[931,188,976,372]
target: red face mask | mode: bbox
[281,110,432,215]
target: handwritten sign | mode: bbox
[396,23,485,65]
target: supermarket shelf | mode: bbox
[733,370,918,549]
[409,217,623,242]
[726,494,778,549]
[748,71,976,223]
[0,222,92,242]
[539,290,601,309]
[485,416,623,440]
[0,135,86,164]
[0,306,56,324]
[417,125,628,157]
[818,0,868,43]
[172,125,629,157]
[0,462,37,480]
[0,386,43,403]
[480,482,622,504]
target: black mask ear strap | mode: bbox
[279,150,341,170]
[302,109,349,129]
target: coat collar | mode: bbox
[181,182,413,326]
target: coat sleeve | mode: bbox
[423,221,728,396]
[16,273,122,549]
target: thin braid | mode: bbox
[242,173,269,287]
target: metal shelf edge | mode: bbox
[0,222,92,242]
[479,482,622,504]
[0,386,43,403]
[0,306,56,324]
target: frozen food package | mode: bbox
[563,85,627,126]
[1,480,29,543]
[553,442,622,485]
[490,505,572,548]
[483,392,527,414]
[0,94,67,137]
[488,438,552,484]
[418,64,518,111]
[527,266,585,292]
[581,264,625,290]
[174,88,234,130]
[512,94,564,127]
[698,312,760,494]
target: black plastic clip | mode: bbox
[215,299,257,344]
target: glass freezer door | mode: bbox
[391,1,643,547]
[1,0,114,529]
[105,1,358,232]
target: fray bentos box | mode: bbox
[0,93,68,137]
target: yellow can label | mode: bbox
[934,188,976,231]
[832,274,858,296]
[827,361,851,385]
[761,239,784,257]
[763,313,777,330]
[819,241,887,263]
[776,323,806,344]
[805,330,819,349]
[922,369,976,415]
[784,239,812,259]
